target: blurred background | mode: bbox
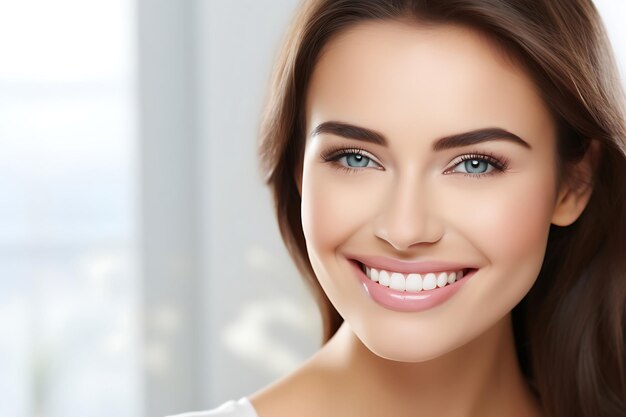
[0,1,624,416]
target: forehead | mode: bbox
[305,20,555,146]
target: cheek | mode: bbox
[454,173,556,325]
[301,169,376,253]
[468,175,555,266]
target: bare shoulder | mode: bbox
[248,358,335,417]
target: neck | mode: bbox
[313,313,542,417]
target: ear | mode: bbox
[551,139,600,226]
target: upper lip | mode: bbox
[347,254,477,275]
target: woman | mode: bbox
[170,0,626,416]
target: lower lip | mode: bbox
[350,261,477,313]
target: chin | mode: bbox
[353,319,469,363]
[367,338,459,363]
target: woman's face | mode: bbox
[299,21,561,362]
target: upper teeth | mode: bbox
[364,266,465,292]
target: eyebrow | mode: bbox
[310,121,532,151]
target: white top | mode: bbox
[166,397,259,417]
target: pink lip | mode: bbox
[347,254,476,275]
[349,260,478,313]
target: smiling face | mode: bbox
[297,20,564,362]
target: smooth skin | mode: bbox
[251,20,596,417]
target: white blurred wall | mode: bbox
[197,0,321,407]
[0,1,139,417]
[138,0,320,415]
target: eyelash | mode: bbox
[319,145,510,179]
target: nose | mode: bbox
[374,175,444,251]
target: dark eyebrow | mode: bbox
[310,121,532,150]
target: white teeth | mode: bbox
[379,270,390,286]
[389,273,405,291]
[405,273,422,292]
[422,273,437,290]
[371,268,379,282]
[363,264,467,292]
[436,272,448,288]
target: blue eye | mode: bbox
[321,147,382,173]
[458,159,491,174]
[341,153,377,168]
[447,154,508,178]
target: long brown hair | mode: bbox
[257,1,626,415]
